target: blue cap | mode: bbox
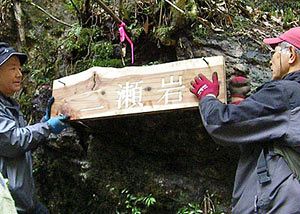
[0,42,27,67]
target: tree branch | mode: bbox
[13,0,26,46]
[94,0,122,24]
[28,1,73,27]
[69,0,82,25]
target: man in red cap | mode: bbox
[0,42,69,213]
[190,27,300,213]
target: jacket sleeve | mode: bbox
[0,113,51,158]
[199,82,290,145]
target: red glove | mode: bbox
[229,75,250,105]
[190,72,219,100]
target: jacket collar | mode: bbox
[283,71,300,82]
[0,92,19,109]
[254,71,300,93]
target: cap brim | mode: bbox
[13,52,28,65]
[263,37,283,49]
[0,52,27,67]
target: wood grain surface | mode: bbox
[51,56,226,120]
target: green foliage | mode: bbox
[111,188,156,214]
[177,191,226,214]
[61,25,123,72]
[257,0,300,11]
[243,0,300,27]
[232,15,251,31]
[192,24,208,38]
[64,25,85,51]
[74,58,123,72]
[16,91,33,122]
[153,26,176,46]
[16,1,125,117]
[185,1,199,20]
[64,0,84,14]
[127,20,144,41]
[92,58,123,67]
[282,8,296,25]
[22,36,59,84]
[91,41,114,59]
[66,40,123,72]
[177,203,203,214]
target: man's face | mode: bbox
[0,56,23,96]
[270,45,290,80]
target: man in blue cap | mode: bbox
[190,27,300,213]
[0,42,68,213]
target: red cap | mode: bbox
[263,27,300,49]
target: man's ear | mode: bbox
[288,46,297,64]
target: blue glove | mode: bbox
[47,115,69,134]
[41,97,55,122]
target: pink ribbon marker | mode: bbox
[119,22,134,64]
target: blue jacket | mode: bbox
[199,72,300,213]
[0,93,51,212]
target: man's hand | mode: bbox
[229,75,250,105]
[190,72,219,100]
[47,115,69,134]
[41,96,54,122]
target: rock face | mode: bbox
[32,34,271,213]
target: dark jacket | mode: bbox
[0,93,51,212]
[199,72,300,214]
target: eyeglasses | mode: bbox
[269,46,290,57]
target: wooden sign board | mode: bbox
[51,56,226,120]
